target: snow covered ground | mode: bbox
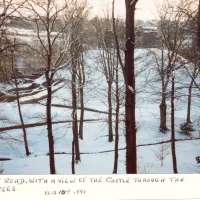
[0,49,200,174]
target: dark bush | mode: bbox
[180,122,195,135]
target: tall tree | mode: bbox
[124,0,139,174]
[177,0,200,128]
[113,56,120,174]
[93,16,115,142]
[70,26,81,162]
[153,0,189,132]
[76,8,89,140]
[112,0,119,174]
[171,71,178,173]
[68,0,88,162]
[78,43,85,140]
[112,0,126,174]
[10,44,30,156]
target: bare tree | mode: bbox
[93,15,115,142]
[0,1,31,156]
[113,57,120,174]
[171,70,178,173]
[112,0,119,174]
[76,8,89,140]
[184,55,199,128]
[153,141,170,167]
[151,0,189,132]
[70,24,81,162]
[10,43,30,156]
[78,44,85,140]
[23,0,87,174]
[177,0,200,131]
[67,0,88,164]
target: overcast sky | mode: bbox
[87,0,159,21]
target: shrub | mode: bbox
[180,122,195,135]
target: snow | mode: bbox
[0,153,125,175]
[128,85,134,93]
[0,48,200,175]
[19,82,64,103]
[34,74,46,84]
[130,0,135,6]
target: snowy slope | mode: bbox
[0,48,200,174]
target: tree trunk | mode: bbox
[159,97,168,133]
[186,81,193,124]
[124,0,138,174]
[160,43,168,133]
[79,86,84,140]
[11,52,30,157]
[78,50,85,140]
[113,59,119,174]
[108,82,113,142]
[171,75,178,174]
[72,139,75,174]
[46,79,56,174]
[16,89,30,156]
[72,59,81,163]
[45,50,56,174]
[70,21,81,162]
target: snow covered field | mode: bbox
[0,49,200,174]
